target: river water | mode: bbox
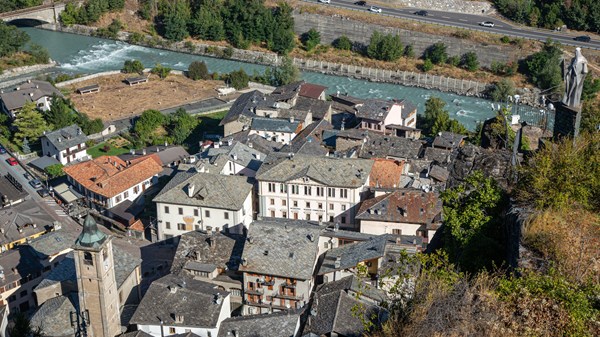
[18,27,543,130]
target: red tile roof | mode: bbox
[356,190,442,225]
[299,83,327,99]
[64,155,163,198]
[369,158,404,189]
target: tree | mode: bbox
[488,78,516,102]
[45,95,75,129]
[188,61,210,80]
[122,60,144,74]
[422,59,434,72]
[333,35,352,50]
[404,45,415,58]
[302,28,321,51]
[162,0,190,41]
[423,42,448,64]
[21,137,30,154]
[13,102,48,147]
[525,39,562,91]
[26,44,49,64]
[366,31,403,61]
[0,21,30,57]
[189,1,225,41]
[151,63,171,79]
[45,163,64,178]
[581,72,600,102]
[76,113,104,135]
[460,51,479,71]
[227,69,249,90]
[135,109,166,142]
[7,312,43,337]
[169,108,197,144]
[418,97,468,137]
[267,56,300,87]
[268,2,295,54]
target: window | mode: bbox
[328,188,336,198]
[305,202,310,208]
[178,207,183,215]
[195,225,200,230]
[194,209,199,216]
[224,212,229,220]
[84,252,93,266]
[282,200,286,206]
[304,186,311,195]
[177,223,186,230]
[341,189,348,199]
[169,328,176,334]
[164,206,170,214]
[316,187,324,197]
[329,203,334,210]
[282,211,287,218]
[291,185,299,195]
[318,203,323,209]
[293,213,298,219]
[341,204,346,211]
[205,210,210,217]
[124,191,129,199]
[280,184,287,193]
[341,216,346,224]
[318,215,323,221]
[268,183,275,192]
[392,229,402,235]
[115,195,121,203]
[329,215,334,222]
[293,201,298,207]
[134,185,139,194]
[270,198,275,205]
[271,210,275,217]
[323,242,329,248]
[166,222,171,229]
[306,214,311,220]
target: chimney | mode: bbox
[208,235,216,249]
[174,314,184,323]
[77,128,82,135]
[307,233,315,242]
[187,184,195,197]
[29,93,34,97]
[334,256,341,269]
[214,141,220,149]
[248,142,253,148]
[289,116,294,123]
[256,154,260,160]
[169,285,178,293]
[233,154,238,161]
[227,138,233,146]
[27,80,31,83]
[241,258,248,266]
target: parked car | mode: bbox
[479,21,495,27]
[354,1,367,5]
[369,6,382,13]
[0,146,5,154]
[37,188,50,198]
[6,157,18,166]
[318,0,331,3]
[23,173,32,180]
[574,35,591,42]
[29,179,42,189]
[414,10,428,16]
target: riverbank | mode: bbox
[0,61,57,89]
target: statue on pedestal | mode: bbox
[562,47,588,108]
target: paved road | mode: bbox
[312,0,600,50]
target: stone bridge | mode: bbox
[0,2,68,24]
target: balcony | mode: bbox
[273,292,304,301]
[281,281,296,288]
[245,288,264,295]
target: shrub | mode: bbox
[122,60,144,74]
[227,69,249,90]
[333,35,352,50]
[488,78,516,102]
[422,59,434,72]
[184,41,195,52]
[128,32,144,44]
[404,45,415,58]
[45,164,64,178]
[151,64,171,79]
[424,42,448,64]
[500,36,511,44]
[302,28,321,51]
[223,46,234,58]
[366,31,403,61]
[26,44,49,64]
[188,61,210,80]
[460,51,479,71]
[446,55,460,67]
[101,144,111,152]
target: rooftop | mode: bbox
[239,219,323,280]
[75,214,108,249]
[30,294,78,337]
[359,133,424,160]
[0,245,44,288]
[256,154,373,188]
[220,90,264,126]
[432,131,466,150]
[298,82,328,99]
[119,145,190,167]
[280,119,332,156]
[356,189,442,225]
[0,200,55,247]
[130,274,229,328]
[317,235,391,275]
[26,230,76,260]
[0,80,62,111]
[369,158,405,189]
[153,171,252,210]
[63,155,163,198]
[41,124,88,152]
[217,310,301,337]
[205,140,266,172]
[354,99,416,122]
[250,117,301,134]
[294,96,331,120]
[171,231,245,275]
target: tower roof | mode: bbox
[75,214,107,249]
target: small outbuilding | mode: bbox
[124,77,149,86]
[76,84,100,95]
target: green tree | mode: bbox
[13,102,48,147]
[488,78,516,102]
[135,109,166,142]
[0,21,30,57]
[26,44,49,64]
[581,101,600,134]
[525,39,562,91]
[418,97,468,137]
[122,60,144,74]
[302,28,321,51]
[162,0,190,41]
[169,108,197,144]
[422,58,434,72]
[151,63,171,79]
[460,51,479,71]
[45,95,75,129]
[189,0,225,41]
[267,56,300,87]
[423,42,448,64]
[227,68,249,90]
[581,73,600,102]
[404,44,415,58]
[45,163,64,178]
[76,113,104,135]
[188,61,210,80]
[268,1,295,54]
[366,31,403,61]
[333,35,352,50]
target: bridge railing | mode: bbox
[0,3,57,18]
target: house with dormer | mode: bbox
[0,80,62,119]
[154,171,253,239]
[256,154,374,229]
[355,99,418,137]
[40,124,90,165]
[200,139,267,177]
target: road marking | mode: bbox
[459,19,468,22]
[442,16,450,19]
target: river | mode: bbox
[19,27,544,130]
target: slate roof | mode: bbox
[356,189,442,225]
[255,154,373,188]
[0,200,54,248]
[224,130,283,154]
[250,117,300,133]
[359,133,424,160]
[0,80,62,111]
[432,131,466,150]
[63,155,162,198]
[121,331,154,337]
[294,97,331,120]
[205,141,266,172]
[239,219,323,280]
[130,274,229,328]
[0,246,44,289]
[30,294,78,337]
[422,147,452,165]
[220,90,264,126]
[280,119,332,156]
[26,230,76,259]
[428,165,450,183]
[119,145,190,167]
[41,124,88,152]
[271,81,303,101]
[217,310,301,337]
[171,231,245,275]
[153,171,252,210]
[317,235,391,275]
[355,99,415,122]
[369,158,404,189]
[303,276,387,337]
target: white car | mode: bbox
[319,0,331,3]
[479,21,495,27]
[369,6,382,13]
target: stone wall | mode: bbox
[381,0,494,15]
[293,12,527,68]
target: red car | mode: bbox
[7,157,18,166]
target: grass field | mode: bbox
[87,139,132,158]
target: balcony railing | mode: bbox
[245,288,264,295]
[282,281,297,288]
[273,292,304,301]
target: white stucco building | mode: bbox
[154,171,254,240]
[0,80,62,119]
[355,99,417,134]
[40,124,90,165]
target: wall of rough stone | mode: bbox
[381,0,494,15]
[293,12,528,68]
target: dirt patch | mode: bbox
[66,73,224,121]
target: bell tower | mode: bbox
[73,214,121,337]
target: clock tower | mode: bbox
[73,214,121,337]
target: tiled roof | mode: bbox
[250,117,301,133]
[220,90,264,126]
[63,155,162,198]
[171,231,245,275]
[130,274,229,328]
[224,130,283,154]
[217,310,301,337]
[41,124,88,152]
[369,158,404,189]
[153,171,252,210]
[204,141,266,172]
[30,294,77,337]
[0,80,62,111]
[239,219,323,280]
[432,131,466,149]
[299,83,328,99]
[356,189,442,225]
[256,154,373,188]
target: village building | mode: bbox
[217,310,302,337]
[40,125,90,166]
[200,139,266,177]
[0,80,62,118]
[354,99,417,133]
